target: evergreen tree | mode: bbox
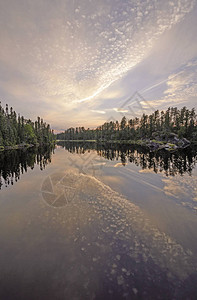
[57,106,197,143]
[0,103,55,148]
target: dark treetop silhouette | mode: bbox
[57,106,197,145]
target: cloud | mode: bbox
[164,60,197,100]
[0,0,196,128]
[113,108,128,113]
[141,78,169,94]
[137,57,197,112]
[0,0,195,104]
[90,109,106,114]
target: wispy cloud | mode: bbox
[142,58,197,109]
[0,0,196,127]
[113,108,128,113]
[141,78,169,94]
[90,109,106,114]
[1,1,195,102]
[164,60,197,100]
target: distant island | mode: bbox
[57,106,197,152]
[0,102,55,151]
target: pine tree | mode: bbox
[0,103,54,148]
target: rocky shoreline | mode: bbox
[141,134,191,152]
[97,132,192,152]
[57,134,193,152]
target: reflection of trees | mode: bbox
[57,141,197,176]
[0,146,54,189]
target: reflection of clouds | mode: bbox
[162,174,197,211]
[139,169,155,174]
[2,169,197,296]
[114,163,127,168]
[43,171,197,281]
[163,179,187,197]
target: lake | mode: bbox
[0,142,197,299]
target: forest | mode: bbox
[57,106,197,142]
[0,102,55,149]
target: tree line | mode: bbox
[57,106,197,142]
[0,102,55,148]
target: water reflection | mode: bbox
[0,146,54,189]
[57,141,197,176]
[0,144,197,299]
[1,142,196,190]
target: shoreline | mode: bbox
[0,142,55,152]
[56,139,195,152]
[1,139,195,153]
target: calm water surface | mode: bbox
[0,143,197,299]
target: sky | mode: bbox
[0,0,197,132]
